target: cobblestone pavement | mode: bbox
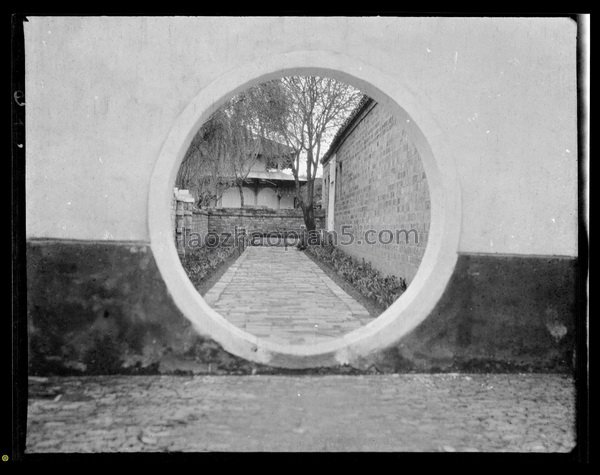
[203,246,374,345]
[26,374,576,453]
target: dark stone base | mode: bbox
[26,240,578,375]
[375,253,579,373]
[26,240,251,376]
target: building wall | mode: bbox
[24,17,580,374]
[278,186,297,209]
[220,187,256,208]
[256,187,279,209]
[219,184,296,209]
[323,103,430,283]
[279,194,295,209]
[207,208,324,241]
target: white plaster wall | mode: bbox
[279,195,295,210]
[256,188,279,209]
[25,17,578,256]
[220,186,256,208]
[220,188,240,208]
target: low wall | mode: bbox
[172,200,326,251]
[191,209,209,238]
[207,207,325,240]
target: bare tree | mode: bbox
[176,76,361,219]
[273,76,363,230]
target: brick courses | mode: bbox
[173,203,325,251]
[323,101,430,283]
[207,208,324,239]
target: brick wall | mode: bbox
[323,102,430,283]
[207,208,325,242]
[191,209,209,237]
[172,201,325,249]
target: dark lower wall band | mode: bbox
[26,239,577,374]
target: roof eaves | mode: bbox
[321,96,375,165]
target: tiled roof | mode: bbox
[245,170,306,182]
[320,95,375,165]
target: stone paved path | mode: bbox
[26,374,576,453]
[203,246,373,344]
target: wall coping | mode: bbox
[195,207,325,218]
[191,208,210,216]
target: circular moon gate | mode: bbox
[148,50,461,368]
